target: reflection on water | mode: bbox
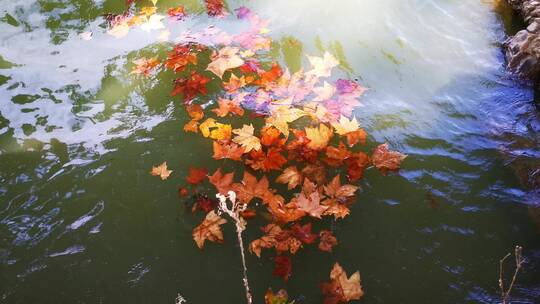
[0,0,539,303]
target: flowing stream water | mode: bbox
[1,0,539,303]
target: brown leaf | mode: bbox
[232,171,271,204]
[212,140,245,161]
[296,192,328,218]
[276,166,303,190]
[371,143,407,174]
[319,230,338,252]
[192,211,227,249]
[208,169,234,194]
[321,262,364,303]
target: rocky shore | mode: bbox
[504,0,540,82]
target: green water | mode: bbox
[1,0,539,303]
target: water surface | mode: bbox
[1,0,539,303]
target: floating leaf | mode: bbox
[212,141,245,161]
[186,167,208,185]
[151,162,172,180]
[131,57,160,76]
[192,210,227,249]
[232,124,261,153]
[305,123,333,150]
[207,47,244,78]
[321,262,364,303]
[276,166,303,190]
[319,230,338,252]
[296,191,327,219]
[371,143,407,175]
[306,52,339,79]
[208,169,234,194]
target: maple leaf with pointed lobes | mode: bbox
[186,104,204,120]
[324,175,358,203]
[232,171,271,204]
[131,57,159,76]
[322,199,351,220]
[296,191,328,219]
[207,47,244,78]
[232,124,261,153]
[319,230,338,253]
[255,63,283,88]
[246,147,287,172]
[199,118,232,140]
[321,263,364,303]
[260,126,286,147]
[346,152,370,182]
[291,223,318,244]
[306,52,339,79]
[302,163,327,187]
[172,71,210,102]
[324,142,352,167]
[212,97,244,117]
[192,193,217,213]
[249,224,282,257]
[165,44,200,73]
[212,141,245,161]
[151,162,172,180]
[208,169,234,194]
[305,123,333,150]
[372,143,407,175]
[183,120,199,133]
[276,166,303,190]
[192,210,227,249]
[186,167,208,185]
[273,255,292,282]
[223,74,252,93]
[266,106,306,137]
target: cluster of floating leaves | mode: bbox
[115,0,409,302]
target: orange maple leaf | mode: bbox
[186,167,208,185]
[246,148,287,172]
[371,143,407,175]
[212,141,245,161]
[212,97,245,117]
[232,171,271,204]
[150,161,172,180]
[192,210,227,249]
[208,169,234,194]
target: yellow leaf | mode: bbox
[199,118,231,140]
[332,115,360,135]
[232,124,261,153]
[150,161,172,180]
[265,106,306,137]
[305,123,333,150]
[207,47,245,78]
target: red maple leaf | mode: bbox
[186,167,208,185]
[273,255,292,282]
[172,71,211,102]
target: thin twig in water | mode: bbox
[217,191,252,304]
[499,245,524,304]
